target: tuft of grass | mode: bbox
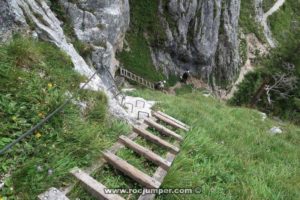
[5,35,43,68]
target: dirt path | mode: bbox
[167,77,208,95]
[264,0,286,18]
[168,82,182,95]
[261,0,286,47]
[225,34,268,99]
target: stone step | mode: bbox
[38,187,70,200]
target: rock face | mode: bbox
[152,0,241,88]
[0,0,27,42]
[58,0,130,75]
[56,0,130,98]
[0,1,14,42]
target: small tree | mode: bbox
[265,63,298,105]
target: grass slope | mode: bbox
[0,36,130,199]
[126,89,300,200]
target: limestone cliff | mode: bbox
[152,0,241,88]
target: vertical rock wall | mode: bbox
[153,0,241,88]
[58,0,129,74]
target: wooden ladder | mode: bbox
[120,67,155,90]
[38,111,190,200]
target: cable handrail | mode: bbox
[0,70,100,155]
[103,66,125,104]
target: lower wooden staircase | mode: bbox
[39,111,190,200]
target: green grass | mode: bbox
[0,36,131,199]
[125,89,300,200]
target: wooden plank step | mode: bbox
[152,112,189,131]
[157,111,190,129]
[119,135,171,170]
[138,153,176,200]
[103,151,161,189]
[144,119,184,141]
[133,126,180,154]
[70,168,125,200]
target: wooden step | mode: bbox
[157,111,190,129]
[152,112,189,131]
[119,135,171,170]
[138,153,177,200]
[103,151,161,189]
[144,119,184,141]
[133,126,180,154]
[70,168,125,200]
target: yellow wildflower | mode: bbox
[35,132,42,139]
[47,83,53,89]
[38,112,45,118]
[12,116,17,121]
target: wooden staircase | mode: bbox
[120,67,155,90]
[38,111,190,200]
